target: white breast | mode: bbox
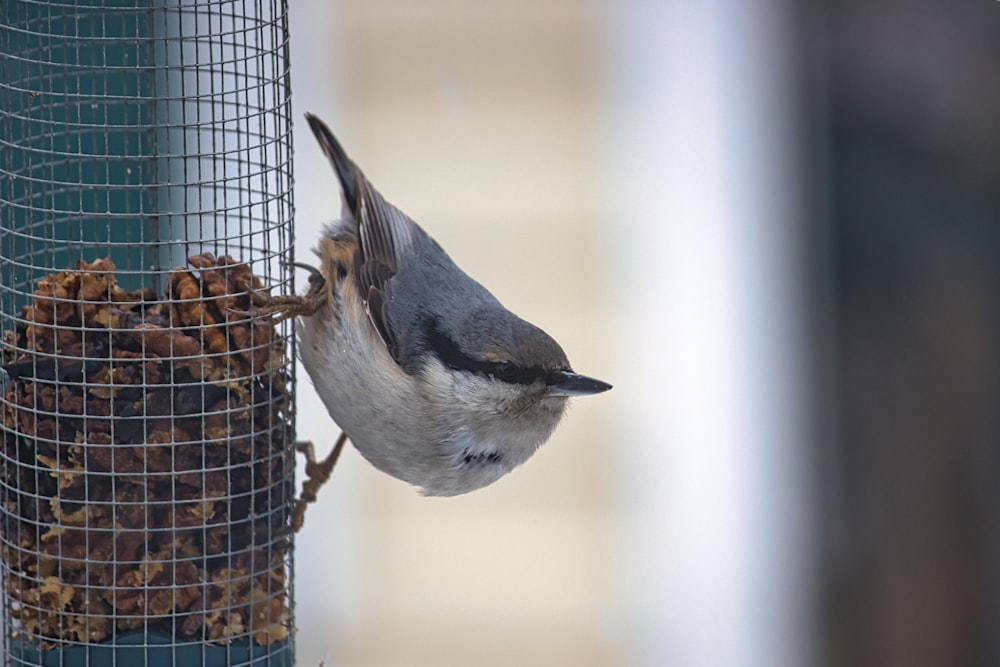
[296,281,567,496]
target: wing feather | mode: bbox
[307,112,440,369]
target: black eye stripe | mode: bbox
[493,362,543,385]
[423,321,546,385]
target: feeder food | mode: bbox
[0,255,293,647]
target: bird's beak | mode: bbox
[547,371,612,397]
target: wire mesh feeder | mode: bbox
[0,1,296,666]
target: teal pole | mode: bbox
[0,2,296,666]
[0,0,161,300]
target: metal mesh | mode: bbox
[0,1,295,665]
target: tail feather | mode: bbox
[305,112,359,216]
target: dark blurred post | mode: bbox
[803,2,1000,666]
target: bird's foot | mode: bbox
[290,433,348,533]
[233,263,327,322]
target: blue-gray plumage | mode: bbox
[295,112,611,496]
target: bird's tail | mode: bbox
[305,112,360,216]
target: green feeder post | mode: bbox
[0,2,297,666]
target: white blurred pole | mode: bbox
[289,1,361,664]
[606,1,814,666]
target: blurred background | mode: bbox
[288,1,1000,666]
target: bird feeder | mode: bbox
[0,1,297,665]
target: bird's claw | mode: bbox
[230,263,328,323]
[290,433,348,533]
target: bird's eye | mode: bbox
[495,363,520,383]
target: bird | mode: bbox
[265,112,611,496]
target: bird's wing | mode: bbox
[353,174,437,367]
[305,112,429,366]
[306,112,419,265]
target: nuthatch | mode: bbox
[266,113,611,496]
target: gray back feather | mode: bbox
[305,112,567,374]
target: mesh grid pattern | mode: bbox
[0,1,295,665]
